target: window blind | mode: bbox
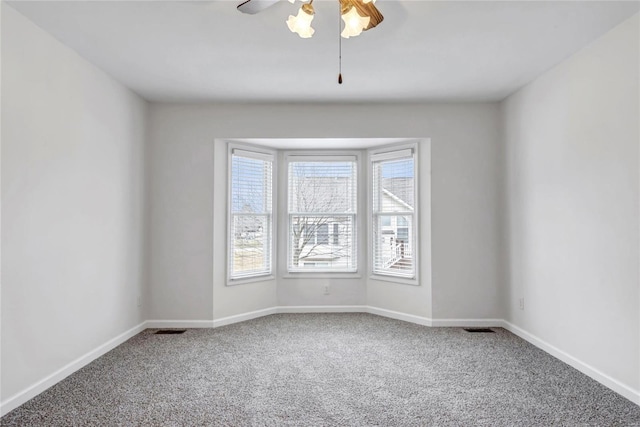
[287,159,357,272]
[372,151,415,278]
[229,150,273,280]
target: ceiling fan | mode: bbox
[237,0,383,39]
[237,0,384,83]
[237,0,281,15]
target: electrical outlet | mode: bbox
[518,298,524,310]
[137,296,142,307]
[324,285,330,295]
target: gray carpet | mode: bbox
[2,313,640,426]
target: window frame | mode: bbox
[226,142,277,285]
[368,142,419,286]
[283,151,361,276]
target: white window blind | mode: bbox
[287,159,357,272]
[229,149,273,280]
[372,150,416,278]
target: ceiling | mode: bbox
[7,0,639,103]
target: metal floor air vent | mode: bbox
[463,328,495,333]
[155,329,186,335]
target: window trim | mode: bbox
[368,142,420,286]
[282,150,361,276]
[226,142,277,286]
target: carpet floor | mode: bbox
[2,313,640,426]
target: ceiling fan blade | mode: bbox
[237,0,281,14]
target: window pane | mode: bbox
[231,156,272,214]
[289,215,355,271]
[317,224,329,245]
[373,215,414,276]
[373,158,414,213]
[289,161,356,213]
[231,215,270,277]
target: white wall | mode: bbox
[1,4,148,405]
[148,103,502,322]
[501,13,639,397]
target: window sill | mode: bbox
[227,274,275,286]
[282,272,362,279]
[369,274,419,286]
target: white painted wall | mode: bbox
[1,4,148,404]
[148,103,502,321]
[501,13,639,396]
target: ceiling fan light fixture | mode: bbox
[239,0,384,82]
[340,6,370,38]
[286,2,315,38]
[341,0,383,31]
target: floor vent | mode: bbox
[155,329,186,335]
[463,328,495,333]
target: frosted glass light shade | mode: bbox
[287,5,315,38]
[341,6,370,38]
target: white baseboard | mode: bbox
[0,321,147,417]
[146,306,429,331]
[145,319,215,329]
[430,318,504,327]
[212,306,368,328]
[213,307,277,328]
[367,306,432,326]
[502,320,640,406]
[276,305,368,314]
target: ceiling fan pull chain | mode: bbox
[338,1,343,84]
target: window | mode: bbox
[332,223,339,245]
[371,147,416,279]
[287,156,357,272]
[317,224,329,245]
[228,147,273,281]
[226,141,422,284]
